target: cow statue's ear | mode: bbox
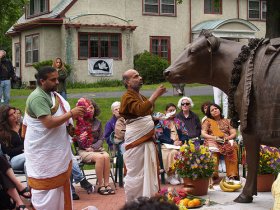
[207,36,220,52]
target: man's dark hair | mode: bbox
[35,66,56,86]
[120,196,178,210]
[165,103,176,111]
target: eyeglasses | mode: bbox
[181,102,190,106]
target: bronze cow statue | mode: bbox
[164,30,280,203]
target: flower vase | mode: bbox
[257,174,275,192]
[183,177,209,196]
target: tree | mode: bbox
[0,0,26,58]
[266,0,280,38]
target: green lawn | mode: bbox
[10,95,213,127]
[10,82,205,96]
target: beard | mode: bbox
[130,81,143,91]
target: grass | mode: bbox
[11,95,213,127]
[11,82,205,95]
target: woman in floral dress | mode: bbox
[201,103,238,181]
[156,103,188,185]
[73,98,115,195]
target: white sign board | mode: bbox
[88,58,113,76]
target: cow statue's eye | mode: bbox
[189,48,195,54]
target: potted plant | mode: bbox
[257,145,280,192]
[169,140,215,195]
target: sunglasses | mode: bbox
[181,102,190,106]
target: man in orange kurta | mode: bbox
[119,69,166,201]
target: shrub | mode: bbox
[32,60,72,75]
[134,51,169,84]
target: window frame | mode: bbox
[26,0,49,19]
[204,0,222,14]
[14,43,21,76]
[248,0,266,20]
[25,34,39,66]
[78,32,122,60]
[143,0,176,16]
[150,36,171,63]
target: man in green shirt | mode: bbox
[24,66,85,210]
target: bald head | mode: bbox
[122,69,143,91]
[122,69,137,88]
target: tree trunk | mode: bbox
[265,0,280,38]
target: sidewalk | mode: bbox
[69,166,274,210]
[70,173,273,210]
[66,85,213,99]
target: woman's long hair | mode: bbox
[52,57,65,71]
[0,105,15,146]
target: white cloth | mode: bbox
[24,92,72,179]
[213,87,228,118]
[124,115,159,201]
[272,173,280,210]
[31,186,68,210]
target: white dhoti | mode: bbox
[123,116,159,202]
[24,92,73,210]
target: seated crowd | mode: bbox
[0,93,238,208]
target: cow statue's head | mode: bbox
[163,30,220,85]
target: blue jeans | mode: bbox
[59,91,67,100]
[10,153,26,172]
[71,157,84,193]
[0,80,11,105]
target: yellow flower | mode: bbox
[201,147,206,155]
[190,144,195,153]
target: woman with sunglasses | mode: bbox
[176,96,201,141]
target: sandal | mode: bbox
[97,186,109,195]
[105,186,115,195]
[18,187,31,199]
[16,205,28,210]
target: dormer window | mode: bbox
[26,0,49,18]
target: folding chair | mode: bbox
[71,142,116,188]
[156,139,166,184]
[108,132,124,187]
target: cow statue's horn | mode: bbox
[207,36,220,52]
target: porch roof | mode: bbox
[192,18,259,39]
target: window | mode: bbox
[26,0,49,18]
[14,43,20,76]
[204,0,222,14]
[150,36,170,62]
[79,33,121,59]
[25,34,39,65]
[143,0,175,16]
[248,0,266,20]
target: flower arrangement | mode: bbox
[258,145,280,175]
[72,98,94,149]
[169,140,215,179]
